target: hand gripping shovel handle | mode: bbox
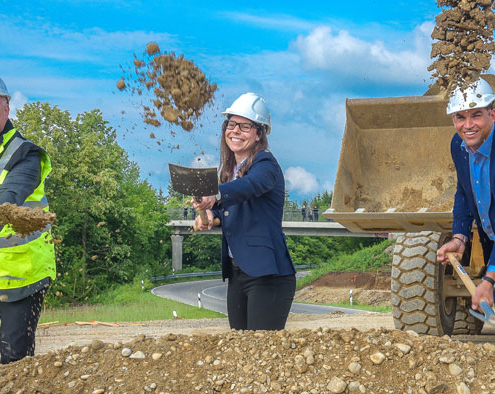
[193,217,221,232]
[446,252,495,326]
[192,202,221,232]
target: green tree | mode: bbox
[182,234,222,271]
[14,102,170,304]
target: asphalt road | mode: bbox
[151,278,367,316]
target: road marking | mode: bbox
[201,285,227,301]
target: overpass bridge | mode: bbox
[166,220,381,271]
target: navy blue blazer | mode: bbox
[211,151,296,279]
[451,133,495,268]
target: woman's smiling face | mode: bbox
[225,115,260,162]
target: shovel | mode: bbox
[446,252,495,326]
[169,163,220,231]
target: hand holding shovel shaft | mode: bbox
[446,252,477,296]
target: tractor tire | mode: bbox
[391,231,457,336]
[452,298,484,335]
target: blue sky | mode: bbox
[1,1,454,202]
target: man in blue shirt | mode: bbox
[437,77,495,313]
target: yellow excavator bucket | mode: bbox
[324,94,456,233]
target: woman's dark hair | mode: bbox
[218,117,269,184]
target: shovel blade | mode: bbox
[169,163,218,197]
[469,301,495,326]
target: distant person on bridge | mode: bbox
[0,77,56,364]
[436,77,495,312]
[193,92,296,330]
[301,205,306,221]
[313,206,319,222]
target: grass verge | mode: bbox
[40,280,225,324]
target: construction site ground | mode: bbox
[2,270,494,393]
[36,271,393,354]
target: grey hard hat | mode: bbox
[0,77,10,102]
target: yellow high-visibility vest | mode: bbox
[0,128,56,290]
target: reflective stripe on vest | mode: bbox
[0,136,28,173]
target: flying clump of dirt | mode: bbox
[118,42,217,132]
[0,202,56,237]
[428,0,495,92]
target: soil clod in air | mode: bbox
[428,0,495,92]
[118,42,217,133]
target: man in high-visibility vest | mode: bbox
[0,77,56,364]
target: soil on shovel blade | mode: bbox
[0,202,56,237]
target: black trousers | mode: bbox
[0,289,46,364]
[227,265,296,330]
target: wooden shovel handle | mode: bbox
[446,252,477,296]
[198,209,208,225]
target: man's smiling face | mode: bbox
[452,107,495,152]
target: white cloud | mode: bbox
[221,12,317,32]
[285,166,319,194]
[9,91,28,117]
[294,22,433,86]
[0,16,176,63]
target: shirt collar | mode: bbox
[461,124,494,157]
[234,158,246,172]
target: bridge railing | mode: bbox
[167,207,330,222]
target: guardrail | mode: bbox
[151,264,315,282]
[168,207,329,222]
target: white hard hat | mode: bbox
[446,78,495,115]
[222,92,271,134]
[0,77,10,102]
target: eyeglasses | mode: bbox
[226,120,256,132]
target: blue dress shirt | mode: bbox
[461,126,495,273]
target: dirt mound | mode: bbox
[307,271,391,290]
[0,202,56,237]
[3,328,495,393]
[296,286,391,306]
[429,0,495,92]
[118,42,217,132]
[296,271,392,306]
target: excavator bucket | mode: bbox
[324,94,456,233]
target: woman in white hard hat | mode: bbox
[193,92,296,330]
[437,77,495,315]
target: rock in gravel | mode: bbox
[395,343,411,354]
[456,382,471,394]
[449,363,463,376]
[91,339,104,351]
[370,351,386,365]
[327,376,347,393]
[130,350,145,359]
[348,362,362,374]
[121,348,132,357]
